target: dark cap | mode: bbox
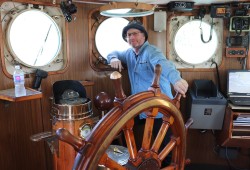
[122,20,148,42]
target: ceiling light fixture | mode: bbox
[100,2,156,17]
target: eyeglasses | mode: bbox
[126,31,142,38]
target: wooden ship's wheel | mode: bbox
[56,64,193,170]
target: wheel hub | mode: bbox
[137,158,160,170]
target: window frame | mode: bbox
[166,13,224,71]
[0,1,69,78]
[88,7,146,72]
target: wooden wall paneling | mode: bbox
[0,100,47,170]
[147,15,166,54]
[39,79,55,170]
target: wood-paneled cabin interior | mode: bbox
[0,0,249,170]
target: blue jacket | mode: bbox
[107,41,182,118]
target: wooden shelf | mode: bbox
[0,87,42,102]
[217,105,250,148]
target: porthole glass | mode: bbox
[174,20,218,65]
[95,17,130,59]
[6,9,62,67]
[168,15,223,69]
[89,8,145,71]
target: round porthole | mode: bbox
[95,17,130,59]
[173,20,218,65]
[6,9,62,67]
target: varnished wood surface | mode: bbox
[0,88,42,102]
[0,1,248,170]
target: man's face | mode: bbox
[126,28,145,49]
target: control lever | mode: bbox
[30,131,55,141]
[30,131,59,155]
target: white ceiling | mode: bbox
[111,0,236,5]
[84,0,239,5]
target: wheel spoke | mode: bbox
[158,137,179,161]
[123,119,138,161]
[151,115,174,153]
[141,108,159,150]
